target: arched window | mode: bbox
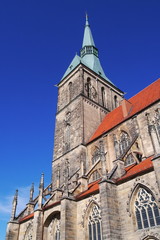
[155,108,160,138]
[101,87,105,107]
[68,82,72,101]
[88,205,102,240]
[114,95,118,108]
[55,219,60,240]
[143,236,159,240]
[44,212,60,240]
[124,153,135,166]
[92,170,101,182]
[92,147,100,165]
[113,134,120,158]
[119,131,130,155]
[135,188,160,229]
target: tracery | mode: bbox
[88,205,102,240]
[135,188,160,229]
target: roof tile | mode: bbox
[89,78,160,142]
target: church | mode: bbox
[6,16,160,240]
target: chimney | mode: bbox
[121,99,132,118]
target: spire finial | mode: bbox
[85,13,89,26]
[10,190,18,221]
[38,173,44,209]
[29,183,34,202]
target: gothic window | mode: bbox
[119,131,130,155]
[124,153,135,166]
[114,95,118,108]
[155,108,160,138]
[134,188,160,230]
[44,212,60,240]
[68,82,73,101]
[92,170,101,182]
[55,219,60,240]
[92,147,100,165]
[101,87,105,107]
[113,134,119,158]
[88,205,102,240]
[135,152,142,162]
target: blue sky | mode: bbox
[0,0,160,238]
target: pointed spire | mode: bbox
[85,13,89,26]
[10,190,18,221]
[39,173,44,189]
[82,14,95,48]
[62,15,114,85]
[38,173,44,209]
[29,183,34,202]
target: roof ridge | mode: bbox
[128,78,160,102]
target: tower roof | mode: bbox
[61,16,115,85]
[82,14,95,47]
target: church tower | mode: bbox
[6,15,160,240]
[52,15,124,190]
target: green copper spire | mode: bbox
[80,15,113,84]
[82,14,95,48]
[62,15,114,85]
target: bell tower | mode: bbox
[52,15,124,190]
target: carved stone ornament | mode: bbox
[140,229,160,240]
[80,195,98,227]
[23,220,33,240]
[126,177,160,216]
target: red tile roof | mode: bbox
[42,200,60,211]
[76,179,100,200]
[76,157,154,198]
[19,157,154,219]
[19,212,34,223]
[116,156,153,184]
[89,78,160,142]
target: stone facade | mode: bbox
[6,17,160,240]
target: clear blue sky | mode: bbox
[0,0,160,238]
